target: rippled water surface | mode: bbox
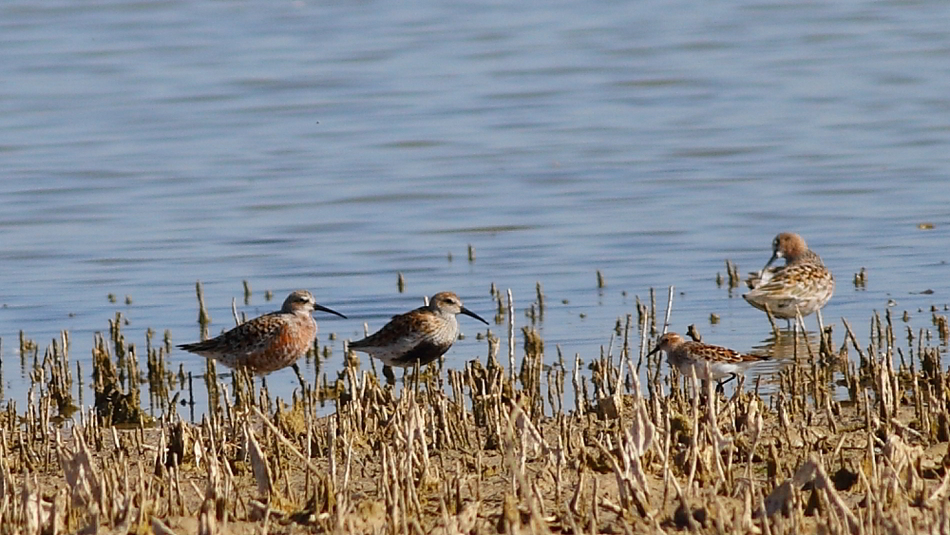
[2,0,950,415]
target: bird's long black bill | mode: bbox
[460,306,489,325]
[762,251,780,270]
[315,304,347,319]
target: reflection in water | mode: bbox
[751,329,821,363]
[744,328,822,394]
[747,328,859,402]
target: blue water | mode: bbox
[2,0,950,415]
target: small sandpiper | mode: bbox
[178,289,346,374]
[349,291,488,368]
[743,232,834,327]
[647,332,769,387]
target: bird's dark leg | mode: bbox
[412,359,421,397]
[382,364,396,385]
[698,380,710,404]
[715,373,738,394]
[292,362,307,394]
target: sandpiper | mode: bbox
[178,289,346,374]
[349,291,488,368]
[743,232,834,326]
[647,332,769,386]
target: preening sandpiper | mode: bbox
[743,232,834,328]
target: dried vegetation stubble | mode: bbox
[2,285,950,534]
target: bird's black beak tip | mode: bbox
[462,307,489,325]
[316,305,347,319]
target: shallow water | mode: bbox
[2,0,950,416]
